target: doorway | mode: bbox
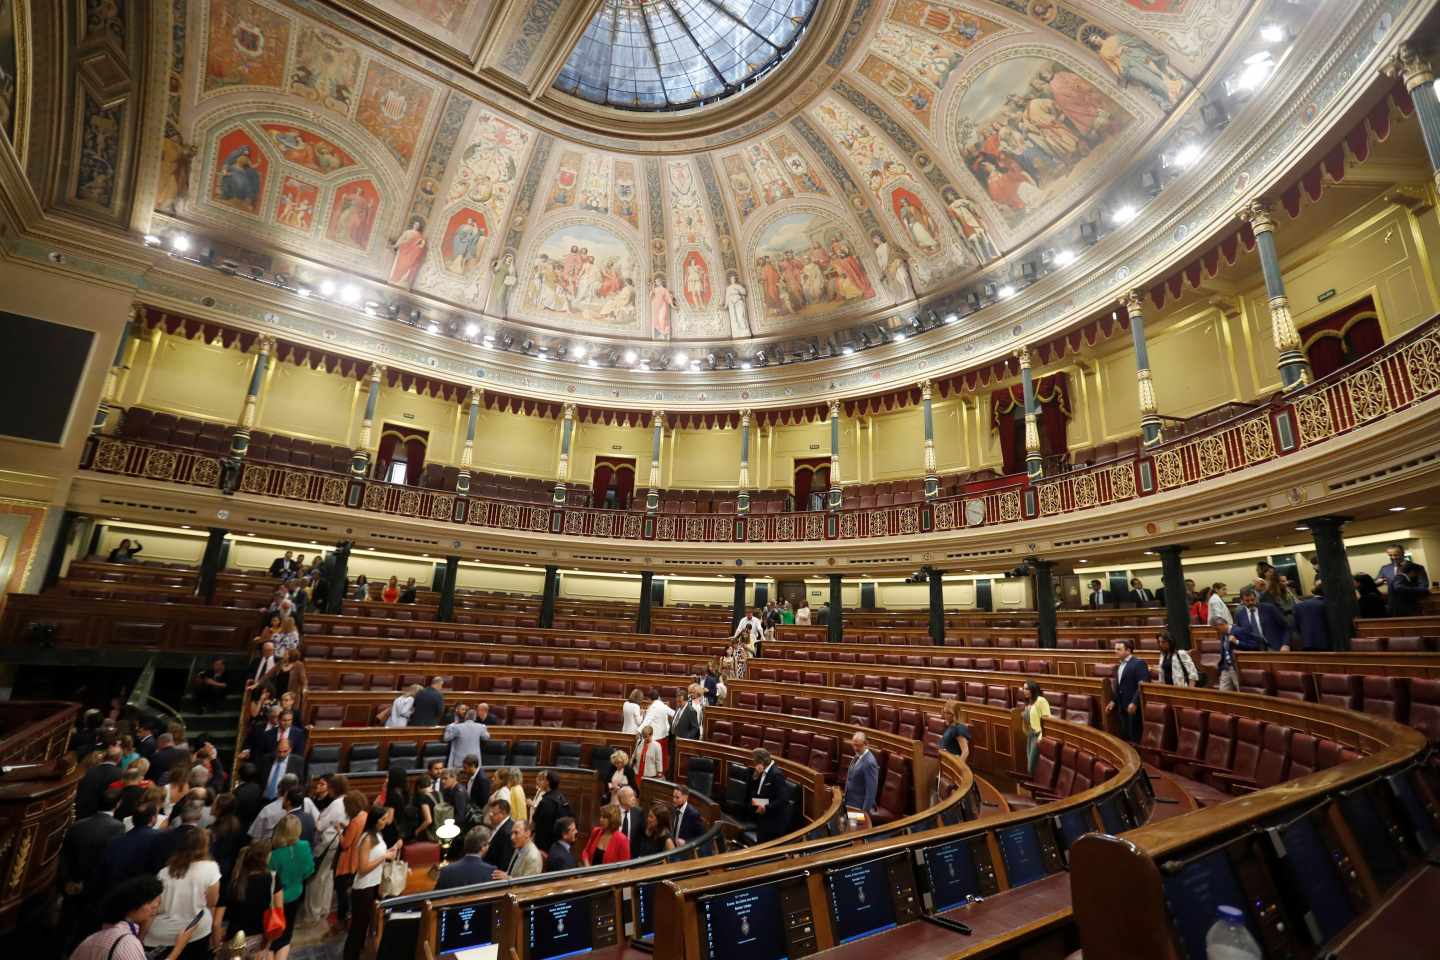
[793,457,830,511]
[376,425,429,485]
[592,457,637,509]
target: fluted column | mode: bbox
[456,388,481,496]
[645,410,665,513]
[1018,347,1043,480]
[736,409,752,516]
[1125,290,1163,446]
[827,399,842,511]
[1384,44,1440,187]
[228,335,274,462]
[352,365,384,478]
[93,304,139,435]
[1241,199,1312,389]
[553,402,577,506]
[920,380,939,499]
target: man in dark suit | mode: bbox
[135,719,158,760]
[149,732,188,786]
[233,762,264,831]
[672,685,704,741]
[259,737,306,801]
[671,785,706,843]
[95,803,161,891]
[747,748,789,842]
[439,768,470,832]
[62,787,124,897]
[1378,544,1428,594]
[1086,580,1111,609]
[269,551,296,578]
[246,641,277,691]
[75,742,122,819]
[261,711,308,759]
[616,787,643,849]
[1388,563,1430,617]
[481,798,514,871]
[460,756,490,827]
[1292,585,1332,651]
[435,826,503,890]
[1228,586,1289,652]
[1128,578,1155,607]
[843,732,880,817]
[545,818,579,872]
[530,772,570,852]
[150,799,204,868]
[1106,639,1151,742]
[410,676,446,726]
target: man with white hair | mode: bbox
[844,731,879,819]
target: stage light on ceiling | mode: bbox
[1053,249,1077,267]
[169,234,191,252]
[1260,23,1287,43]
[464,323,478,337]
[296,287,312,298]
[998,284,1016,299]
[319,280,337,297]
[1214,540,1229,545]
[673,352,688,365]
[1111,204,1138,225]
[1172,143,1203,168]
[587,358,599,367]
[841,345,855,355]
[893,332,906,342]
[1230,52,1274,95]
[623,349,638,364]
[1389,505,1407,512]
[741,361,752,370]
[340,284,361,304]
[572,345,587,360]
[428,323,441,334]
[363,304,377,317]
[143,234,162,247]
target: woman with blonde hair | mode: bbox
[621,689,645,735]
[634,724,663,783]
[599,749,634,805]
[273,616,301,657]
[504,767,527,821]
[268,815,315,960]
[378,683,420,727]
[939,701,971,759]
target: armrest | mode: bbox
[1208,772,1258,794]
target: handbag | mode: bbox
[262,871,286,942]
[381,858,409,897]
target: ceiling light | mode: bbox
[673,352,688,365]
[1232,54,1273,93]
[998,285,1016,299]
[1389,505,1407,512]
[1295,525,1309,531]
[1172,143,1203,168]
[169,234,191,252]
[1111,205,1138,225]
[1077,559,1087,564]
[624,349,638,364]
[587,358,598,368]
[1214,540,1229,545]
[893,333,906,342]
[428,323,440,334]
[841,346,855,355]
[143,234,162,246]
[741,361,752,370]
[572,345,587,360]
[319,280,336,297]
[464,323,479,337]
[943,313,958,324]
[180,525,191,529]
[340,284,361,304]
[1053,249,1077,267]
[483,333,495,343]
[1260,23,1287,44]
[296,287,311,298]
[363,304,378,317]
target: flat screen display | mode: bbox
[1057,808,1094,848]
[699,882,788,960]
[632,883,655,942]
[1273,816,1354,943]
[1336,786,1405,890]
[1097,793,1134,834]
[525,895,593,960]
[920,838,980,913]
[1161,850,1256,960]
[1386,770,1440,853]
[437,903,494,955]
[824,857,898,944]
[997,825,1047,887]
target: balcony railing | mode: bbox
[80,316,1440,544]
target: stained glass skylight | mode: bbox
[553,0,819,111]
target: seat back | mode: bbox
[1140,702,1172,751]
[347,743,380,773]
[1201,713,1237,770]
[1229,719,1264,781]
[1253,725,1291,788]
[554,742,583,768]
[1027,738,1060,790]
[1315,674,1362,710]
[1287,733,1319,780]
[1408,678,1440,741]
[1173,708,1208,761]
[1361,676,1410,723]
[686,756,717,798]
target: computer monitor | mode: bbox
[996,824,1048,887]
[1268,813,1354,944]
[1056,806,1095,850]
[1161,849,1256,960]
[632,883,656,943]
[524,894,594,960]
[1386,768,1440,854]
[1335,782,1407,891]
[436,902,496,959]
[698,880,788,960]
[919,837,981,913]
[1097,792,1135,835]
[824,855,900,944]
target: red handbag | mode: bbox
[262,871,286,942]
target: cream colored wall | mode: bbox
[94,524,207,564]
[570,422,650,489]
[668,429,742,489]
[369,386,462,466]
[137,334,253,422]
[866,409,925,481]
[471,408,559,478]
[256,362,358,444]
[456,565,546,594]
[766,420,833,492]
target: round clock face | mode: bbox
[964,499,986,526]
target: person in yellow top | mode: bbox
[1020,680,1051,773]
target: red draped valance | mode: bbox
[989,373,1072,426]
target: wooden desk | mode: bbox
[1332,865,1440,957]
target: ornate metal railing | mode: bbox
[80,317,1440,544]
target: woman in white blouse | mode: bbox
[1207,583,1234,625]
[145,827,221,957]
[795,601,811,625]
[621,689,645,735]
[634,725,664,782]
[378,684,419,727]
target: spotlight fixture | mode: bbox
[909,316,923,332]
[1053,249,1077,267]
[1171,143,1203,169]
[1021,260,1037,280]
[893,332,906,342]
[1389,505,1407,512]
[1079,219,1099,245]
[983,282,999,301]
[143,234,162,246]
[966,290,983,309]
[319,280,337,297]
[1111,204,1138,225]
[572,344,587,360]
[340,284,361,304]
[249,266,265,279]
[587,358,599,368]
[1139,168,1161,196]
[1260,23,1288,44]
[554,345,567,359]
[500,333,514,349]
[169,234,191,252]
[741,361,753,370]
[521,338,534,354]
[998,284,1016,299]
[623,349,638,364]
[363,303,378,317]
[673,352,688,365]
[428,323,441,334]
[464,323,479,337]
[297,286,312,298]
[1200,99,1230,129]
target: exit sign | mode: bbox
[1317,288,1337,302]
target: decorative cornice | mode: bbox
[1381,42,1435,91]
[1239,198,1277,235]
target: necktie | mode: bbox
[673,808,681,837]
[266,759,284,798]
[1252,609,1263,643]
[509,852,519,873]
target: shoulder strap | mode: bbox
[106,930,140,960]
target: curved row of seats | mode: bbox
[1020,742,1119,802]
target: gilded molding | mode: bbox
[1269,294,1303,353]
[1381,43,1434,91]
[1240,199,1277,235]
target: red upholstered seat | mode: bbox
[1021,738,1060,796]
[1051,745,1080,796]
[1360,676,1409,723]
[1287,733,1319,780]
[872,766,912,824]
[1272,671,1313,701]
[1408,679,1440,741]
[1315,674,1362,710]
[1140,702,1172,753]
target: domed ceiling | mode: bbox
[153,0,1252,347]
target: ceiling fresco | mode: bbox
[155,0,1253,344]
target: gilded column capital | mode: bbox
[1269,294,1302,353]
[739,408,752,427]
[1016,346,1032,370]
[1122,289,1146,316]
[467,387,482,406]
[1136,368,1158,415]
[1381,43,1434,91]
[1240,199,1276,234]
[919,379,933,400]
[369,364,385,382]
[651,409,666,429]
[828,399,841,419]
[561,402,577,419]
[256,335,276,356]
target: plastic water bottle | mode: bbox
[1205,905,1262,960]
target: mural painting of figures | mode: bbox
[1083,30,1188,111]
[262,124,354,173]
[356,61,432,168]
[395,0,469,30]
[891,188,941,254]
[290,26,361,114]
[449,111,527,214]
[524,224,637,325]
[212,129,267,215]
[0,0,15,140]
[203,0,291,91]
[613,161,638,227]
[956,57,1130,221]
[753,212,875,320]
[327,179,380,249]
[388,217,427,287]
[941,186,999,262]
[547,150,581,210]
[441,207,488,274]
[681,251,711,308]
[276,176,318,230]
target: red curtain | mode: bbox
[793,457,829,510]
[375,426,429,485]
[591,464,613,508]
[990,374,1071,475]
[592,459,636,508]
[1300,296,1384,380]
